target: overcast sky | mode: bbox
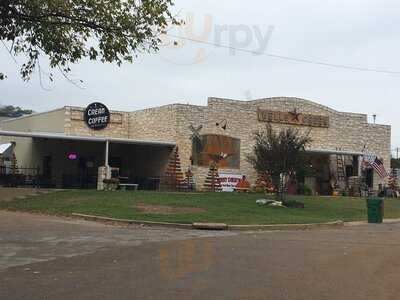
[0,0,399,153]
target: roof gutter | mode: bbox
[0,130,176,147]
[307,149,364,156]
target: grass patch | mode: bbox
[1,190,399,225]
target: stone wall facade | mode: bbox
[64,106,131,139]
[123,97,390,191]
[129,105,178,142]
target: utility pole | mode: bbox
[393,147,400,160]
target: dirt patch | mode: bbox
[0,188,39,202]
[0,188,58,202]
[135,203,206,215]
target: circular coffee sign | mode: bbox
[84,102,110,130]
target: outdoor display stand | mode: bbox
[10,153,19,175]
[388,169,399,197]
[203,162,222,192]
[185,169,195,191]
[160,147,186,191]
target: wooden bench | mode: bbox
[119,183,139,191]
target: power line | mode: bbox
[1,40,18,65]
[166,33,400,75]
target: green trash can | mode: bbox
[366,197,384,223]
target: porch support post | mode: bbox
[357,155,362,177]
[105,140,109,167]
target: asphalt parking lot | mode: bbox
[1,211,400,300]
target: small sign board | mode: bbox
[219,173,243,192]
[84,102,110,130]
[67,152,78,161]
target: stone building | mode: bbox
[0,97,391,193]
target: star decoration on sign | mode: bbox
[289,108,302,122]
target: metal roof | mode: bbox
[0,142,12,155]
[0,130,364,155]
[0,130,176,147]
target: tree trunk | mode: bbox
[279,174,286,203]
[271,174,283,201]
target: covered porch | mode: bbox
[298,149,364,196]
[0,130,175,189]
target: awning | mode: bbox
[0,142,13,156]
[0,130,176,147]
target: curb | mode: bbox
[193,223,228,230]
[72,213,193,229]
[345,218,400,226]
[229,220,344,231]
[71,213,344,231]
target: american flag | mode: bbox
[362,152,376,169]
[371,157,389,179]
[362,151,389,179]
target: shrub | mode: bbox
[297,183,312,196]
[284,200,305,209]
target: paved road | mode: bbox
[2,211,400,300]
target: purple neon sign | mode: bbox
[67,152,78,161]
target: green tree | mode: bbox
[0,0,179,80]
[247,124,312,203]
[0,105,33,117]
[391,158,400,169]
